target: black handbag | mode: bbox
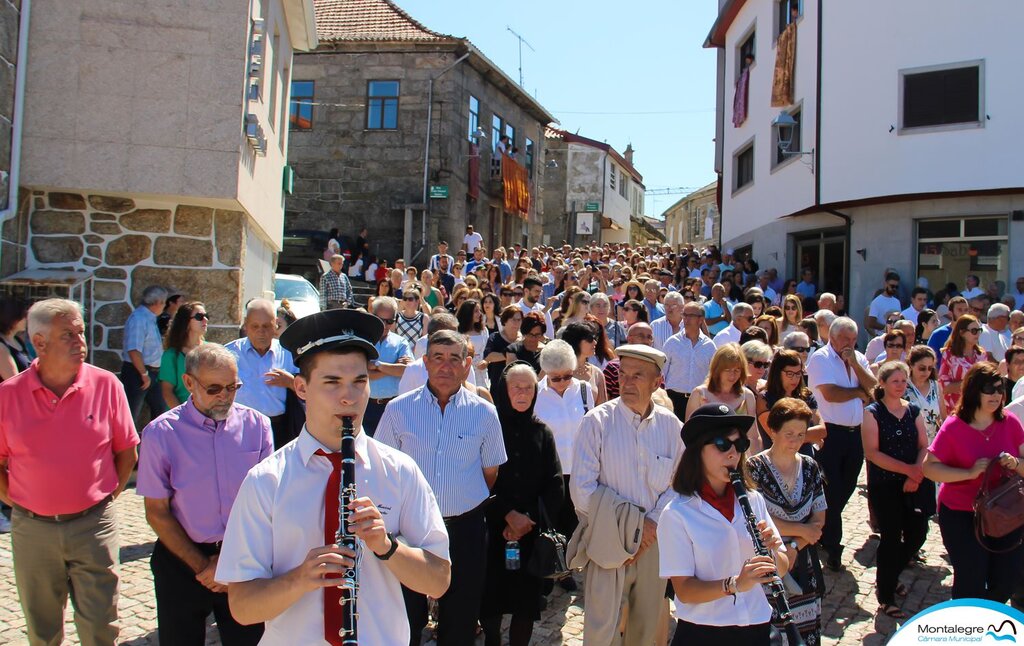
[526,498,572,580]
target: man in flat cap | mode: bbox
[215,310,451,646]
[569,344,684,645]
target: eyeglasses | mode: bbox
[789,347,810,353]
[188,376,243,396]
[548,374,573,383]
[192,312,209,321]
[885,343,905,349]
[966,327,982,335]
[783,305,798,311]
[980,382,1005,396]
[782,369,804,379]
[710,435,751,454]
[750,361,771,370]
[526,331,545,338]
[403,295,420,301]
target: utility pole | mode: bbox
[506,26,535,87]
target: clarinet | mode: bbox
[729,469,805,646]
[338,415,359,645]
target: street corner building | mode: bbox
[0,0,318,371]
[284,0,556,267]
[705,0,1024,335]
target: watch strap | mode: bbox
[374,532,399,560]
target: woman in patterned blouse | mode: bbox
[748,397,827,646]
[938,315,987,413]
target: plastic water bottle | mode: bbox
[505,540,521,570]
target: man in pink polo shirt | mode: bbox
[0,298,139,645]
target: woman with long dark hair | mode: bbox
[481,292,501,335]
[457,298,490,388]
[924,362,1024,601]
[658,404,790,644]
[0,297,30,381]
[622,299,649,327]
[484,306,523,388]
[561,320,608,404]
[938,314,986,412]
[756,349,826,453]
[159,301,208,408]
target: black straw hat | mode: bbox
[681,403,755,446]
[279,309,383,363]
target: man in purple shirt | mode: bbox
[137,344,273,645]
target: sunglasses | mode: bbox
[980,382,1005,396]
[750,361,771,370]
[966,327,982,335]
[189,376,243,396]
[886,319,901,325]
[379,317,396,324]
[548,374,573,383]
[886,283,899,290]
[710,435,751,454]
[403,295,420,301]
[790,347,810,353]
[514,291,524,297]
[192,312,209,321]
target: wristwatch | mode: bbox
[373,532,399,560]
[788,539,799,551]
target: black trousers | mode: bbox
[666,390,689,421]
[268,414,294,451]
[938,503,1023,602]
[817,423,864,557]
[670,619,770,645]
[120,363,167,425]
[556,474,579,540]
[363,399,392,438]
[868,481,929,605]
[404,505,487,646]
[151,540,264,646]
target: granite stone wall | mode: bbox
[6,190,247,372]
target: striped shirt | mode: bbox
[650,316,683,351]
[663,331,717,394]
[570,398,683,522]
[376,385,507,517]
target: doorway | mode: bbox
[794,229,846,297]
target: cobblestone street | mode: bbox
[0,468,953,645]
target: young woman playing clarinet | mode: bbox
[657,402,792,645]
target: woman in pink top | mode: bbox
[937,314,987,412]
[924,362,1024,601]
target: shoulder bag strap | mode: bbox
[580,382,590,414]
[536,496,555,530]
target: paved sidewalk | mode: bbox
[0,469,954,645]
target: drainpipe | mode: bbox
[0,0,31,226]
[419,52,470,262]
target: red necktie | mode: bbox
[316,449,345,646]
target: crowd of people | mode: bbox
[2,237,1024,646]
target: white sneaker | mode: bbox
[0,514,10,533]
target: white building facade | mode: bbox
[707,0,1024,324]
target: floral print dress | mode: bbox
[938,349,985,413]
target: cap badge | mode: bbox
[719,405,729,414]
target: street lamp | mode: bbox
[771,111,815,172]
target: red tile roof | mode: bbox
[313,0,457,42]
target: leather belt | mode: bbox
[370,397,395,405]
[13,494,113,523]
[825,423,860,431]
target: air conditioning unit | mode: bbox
[250,35,264,58]
[251,18,265,36]
[249,56,262,77]
[245,114,261,142]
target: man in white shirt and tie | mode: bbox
[570,344,683,646]
[215,310,451,646]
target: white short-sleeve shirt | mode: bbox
[806,342,871,426]
[868,294,902,323]
[215,428,449,646]
[534,377,594,475]
[658,490,784,627]
[463,232,483,253]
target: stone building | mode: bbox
[662,181,719,249]
[540,128,646,246]
[285,0,554,265]
[0,0,317,371]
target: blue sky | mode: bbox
[396,0,721,218]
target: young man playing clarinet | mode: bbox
[215,310,451,645]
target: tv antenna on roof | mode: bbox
[506,26,535,87]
